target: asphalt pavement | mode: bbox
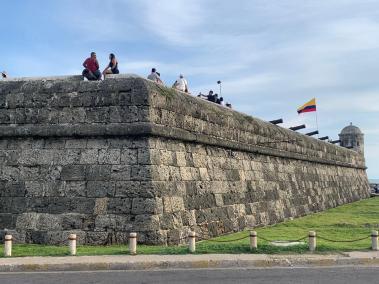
[1,252,379,272]
[1,266,378,284]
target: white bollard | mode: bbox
[68,234,77,256]
[371,230,378,251]
[188,231,196,253]
[250,231,257,250]
[129,232,137,255]
[4,235,12,257]
[308,231,316,252]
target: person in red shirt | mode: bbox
[82,52,101,80]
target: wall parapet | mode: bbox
[0,75,365,169]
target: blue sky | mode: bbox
[1,0,378,178]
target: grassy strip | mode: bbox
[0,197,378,257]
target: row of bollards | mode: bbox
[3,230,379,256]
[250,230,379,252]
[3,232,139,257]
[307,230,379,252]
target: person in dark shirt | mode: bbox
[206,90,215,102]
[198,90,214,101]
[218,97,225,106]
[82,52,101,80]
[102,53,119,77]
[214,93,219,103]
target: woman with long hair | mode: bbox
[102,53,119,77]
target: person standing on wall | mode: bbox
[173,74,189,93]
[82,52,101,80]
[102,53,119,78]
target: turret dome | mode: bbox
[340,123,362,135]
[339,123,364,154]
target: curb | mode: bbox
[1,254,379,272]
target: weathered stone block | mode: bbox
[86,231,109,245]
[61,213,86,230]
[131,198,163,214]
[87,181,115,197]
[93,198,109,215]
[120,148,138,165]
[0,213,17,228]
[98,149,121,164]
[59,181,86,197]
[61,165,86,181]
[86,165,111,180]
[36,214,62,230]
[29,230,86,245]
[15,213,39,230]
[110,165,131,180]
[107,197,131,214]
[130,165,152,181]
[80,149,99,164]
[69,197,97,214]
[95,214,132,231]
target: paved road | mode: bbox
[1,266,378,284]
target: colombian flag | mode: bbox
[297,98,316,114]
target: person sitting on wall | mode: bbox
[219,96,225,106]
[213,93,220,104]
[207,90,215,102]
[156,72,164,84]
[198,90,214,101]
[82,52,101,81]
[147,68,163,84]
[172,74,189,93]
[102,53,119,78]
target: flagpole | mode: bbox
[315,108,319,138]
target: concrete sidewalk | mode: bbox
[0,251,378,272]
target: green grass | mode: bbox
[203,197,378,253]
[1,197,378,257]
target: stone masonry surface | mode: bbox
[0,75,370,245]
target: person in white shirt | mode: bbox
[172,74,189,93]
[147,68,163,84]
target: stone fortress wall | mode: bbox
[0,75,370,244]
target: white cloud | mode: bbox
[321,92,379,113]
[52,0,142,42]
[137,0,205,45]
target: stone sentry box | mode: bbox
[0,75,370,245]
